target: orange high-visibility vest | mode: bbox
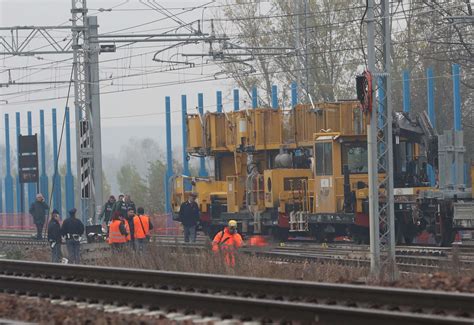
[133,214,150,239]
[125,220,131,241]
[108,220,128,244]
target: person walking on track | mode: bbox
[178,192,200,243]
[60,208,84,264]
[47,209,62,263]
[99,195,116,228]
[29,193,49,240]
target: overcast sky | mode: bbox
[0,0,245,157]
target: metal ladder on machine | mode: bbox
[289,179,309,232]
[247,173,264,233]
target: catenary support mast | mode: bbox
[71,0,103,222]
[366,0,397,280]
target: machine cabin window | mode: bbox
[341,143,368,174]
[315,142,333,176]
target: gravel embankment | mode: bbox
[389,272,474,293]
[0,294,174,325]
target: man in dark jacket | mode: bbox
[112,194,125,214]
[29,193,49,239]
[112,194,135,221]
[61,208,84,264]
[124,194,136,210]
[47,209,62,263]
[178,192,200,243]
[125,207,136,246]
[99,195,116,225]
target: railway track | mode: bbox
[1,233,473,272]
[249,246,474,272]
[0,259,473,324]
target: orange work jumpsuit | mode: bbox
[212,227,243,266]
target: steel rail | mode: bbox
[0,259,473,320]
[2,274,471,324]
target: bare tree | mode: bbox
[216,0,364,105]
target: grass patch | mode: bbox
[92,244,369,283]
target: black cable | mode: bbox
[43,63,75,239]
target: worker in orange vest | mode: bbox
[212,220,244,267]
[133,207,153,253]
[108,211,129,252]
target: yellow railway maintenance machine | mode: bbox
[171,100,471,245]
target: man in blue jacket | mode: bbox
[61,208,84,264]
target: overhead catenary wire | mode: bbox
[1,0,470,107]
[2,64,471,106]
[2,26,472,102]
[2,1,467,74]
[7,14,470,87]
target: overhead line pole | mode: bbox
[366,0,397,281]
[0,3,249,222]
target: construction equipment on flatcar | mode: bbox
[170,99,473,246]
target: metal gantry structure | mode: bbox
[70,0,104,222]
[0,0,104,222]
[0,1,236,221]
[366,0,397,280]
